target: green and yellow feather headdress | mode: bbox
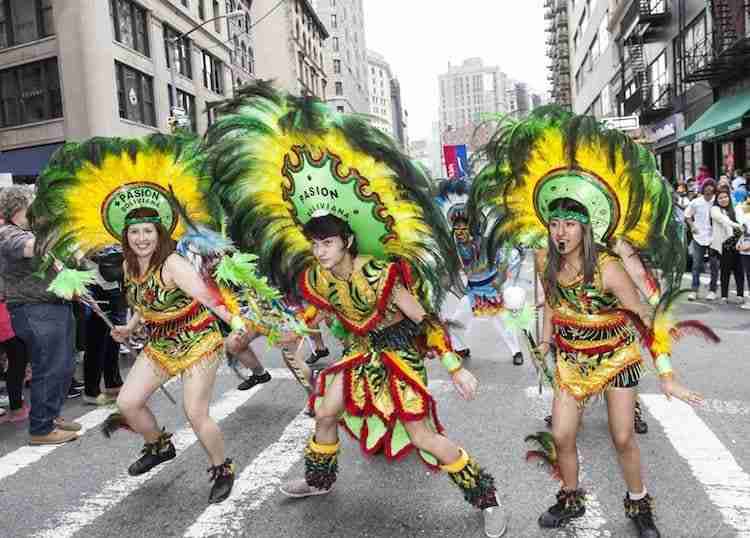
[471,106,685,288]
[204,81,461,309]
[31,134,216,265]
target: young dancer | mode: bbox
[472,108,713,537]
[204,81,508,537]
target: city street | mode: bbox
[0,274,748,538]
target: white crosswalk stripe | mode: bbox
[30,375,287,538]
[642,395,750,537]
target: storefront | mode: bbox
[678,87,750,181]
[644,113,684,184]
[0,142,63,184]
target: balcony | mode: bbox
[621,83,673,121]
[623,0,670,46]
[682,35,750,84]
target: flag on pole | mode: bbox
[443,144,468,179]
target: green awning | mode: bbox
[679,89,750,146]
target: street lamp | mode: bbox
[168,10,245,131]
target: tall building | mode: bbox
[315,0,369,114]
[252,0,328,99]
[409,138,433,177]
[0,0,243,183]
[544,0,572,109]
[225,0,255,91]
[366,50,394,134]
[390,77,408,150]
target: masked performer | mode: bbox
[436,178,524,365]
[31,135,290,504]
[204,81,508,538]
[472,108,714,538]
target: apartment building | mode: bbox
[0,0,242,183]
[252,0,328,99]
[315,0,368,114]
[545,0,573,108]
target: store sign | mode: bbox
[643,114,684,146]
[602,115,640,131]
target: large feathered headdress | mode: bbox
[204,81,461,308]
[31,133,217,265]
[471,106,685,288]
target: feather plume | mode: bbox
[524,431,560,480]
[47,268,98,300]
[101,412,134,438]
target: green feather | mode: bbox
[47,267,97,300]
[214,252,281,301]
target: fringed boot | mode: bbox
[442,448,506,537]
[624,492,660,538]
[208,458,236,504]
[127,429,176,476]
[279,438,339,498]
[538,488,586,528]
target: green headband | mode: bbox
[548,209,590,225]
[124,216,162,227]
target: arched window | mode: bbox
[241,42,248,70]
[248,46,255,74]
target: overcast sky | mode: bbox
[363,0,549,141]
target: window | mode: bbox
[0,57,61,127]
[335,81,343,95]
[212,0,220,32]
[332,37,339,52]
[333,59,341,74]
[248,46,254,74]
[330,14,337,28]
[167,85,197,132]
[180,0,188,6]
[198,0,205,19]
[163,24,192,79]
[245,13,250,33]
[598,12,609,52]
[110,0,150,57]
[202,50,224,94]
[648,50,669,106]
[115,61,155,126]
[240,42,247,69]
[0,0,55,49]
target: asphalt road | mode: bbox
[0,273,748,538]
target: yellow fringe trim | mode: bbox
[309,437,340,455]
[440,447,469,473]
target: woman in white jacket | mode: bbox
[710,190,745,303]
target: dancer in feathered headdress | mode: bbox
[473,107,715,536]
[205,81,507,537]
[434,177,524,366]
[31,134,292,504]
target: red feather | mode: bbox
[670,320,721,344]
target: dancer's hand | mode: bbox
[660,377,704,405]
[452,368,478,401]
[111,325,130,343]
[535,342,551,357]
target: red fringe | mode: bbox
[671,320,721,344]
[554,333,629,355]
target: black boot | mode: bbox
[127,430,177,476]
[208,458,236,503]
[237,370,272,391]
[305,348,330,365]
[625,493,660,538]
[634,400,648,434]
[539,488,586,528]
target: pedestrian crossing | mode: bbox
[1,366,749,537]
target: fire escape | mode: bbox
[545,0,571,109]
[683,0,750,84]
[622,0,672,122]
